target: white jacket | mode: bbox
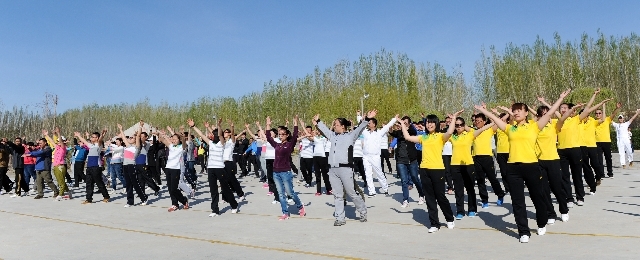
[362,118,397,155]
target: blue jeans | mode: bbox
[110,163,126,190]
[24,164,36,186]
[397,161,424,201]
[187,161,197,181]
[273,171,303,215]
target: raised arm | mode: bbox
[351,110,376,142]
[399,116,420,144]
[473,122,496,138]
[628,109,640,125]
[313,114,335,140]
[217,119,226,146]
[538,89,571,130]
[538,96,561,119]
[378,113,399,137]
[579,88,600,120]
[264,117,278,147]
[556,103,583,132]
[74,131,91,146]
[608,102,621,121]
[43,129,56,146]
[188,119,211,144]
[443,110,464,142]
[475,105,507,131]
[157,131,172,147]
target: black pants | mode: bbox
[539,160,568,218]
[73,161,86,187]
[451,165,477,214]
[442,155,453,190]
[233,154,248,176]
[148,165,162,186]
[558,147,585,202]
[208,168,238,214]
[380,149,392,173]
[0,167,13,192]
[136,165,159,193]
[123,164,147,205]
[166,168,188,207]
[248,154,260,177]
[419,168,454,228]
[596,142,614,177]
[300,157,314,185]
[496,153,510,193]
[507,163,547,237]
[85,167,110,202]
[13,168,29,194]
[198,155,206,172]
[224,161,245,197]
[473,155,505,203]
[313,156,332,193]
[265,159,278,200]
[353,157,366,186]
[580,146,600,192]
[290,160,299,174]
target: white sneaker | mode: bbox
[568,202,574,208]
[146,187,152,192]
[418,197,425,205]
[231,209,238,214]
[141,200,148,206]
[428,227,439,233]
[271,200,278,204]
[401,200,409,208]
[287,198,294,204]
[10,194,18,198]
[447,222,455,229]
[209,213,219,217]
[589,191,596,196]
[0,190,4,195]
[538,227,546,236]
[55,196,63,201]
[238,196,245,202]
[109,189,116,194]
[520,235,530,243]
[576,200,584,206]
[547,219,556,225]
[124,204,131,208]
[561,214,569,222]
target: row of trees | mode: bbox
[1,32,639,145]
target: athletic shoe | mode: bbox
[381,189,389,195]
[468,212,477,218]
[124,204,132,208]
[238,196,245,202]
[55,196,63,201]
[271,200,278,204]
[497,197,504,206]
[609,176,614,179]
[102,198,109,203]
[263,183,269,188]
[547,219,556,225]
[576,200,584,206]
[538,227,546,236]
[154,190,159,196]
[418,197,425,205]
[146,187,152,192]
[568,202,574,208]
[109,189,117,195]
[168,205,178,212]
[303,184,311,188]
[520,235,530,243]
[0,190,3,195]
[401,200,409,208]
[209,213,219,217]
[408,185,413,190]
[482,203,489,209]
[267,192,273,196]
[297,179,304,183]
[334,220,346,226]
[561,214,569,222]
[596,180,602,186]
[367,193,376,198]
[428,227,439,233]
[279,214,290,221]
[141,200,148,206]
[34,195,44,199]
[327,190,333,195]
[359,214,367,222]
[183,201,189,209]
[630,162,634,167]
[455,214,464,220]
[447,222,455,229]
[589,191,596,196]
[287,198,294,204]
[299,206,306,217]
[315,192,322,196]
[10,194,18,198]
[231,208,238,214]
[81,200,91,204]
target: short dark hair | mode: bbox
[93,132,101,138]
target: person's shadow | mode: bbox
[477,202,519,239]
[390,208,431,227]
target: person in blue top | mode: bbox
[73,141,88,187]
[25,138,58,199]
[243,135,261,178]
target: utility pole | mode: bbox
[360,93,369,116]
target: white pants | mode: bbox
[363,154,388,195]
[618,140,634,166]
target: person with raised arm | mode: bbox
[220,120,245,201]
[613,107,640,169]
[475,89,570,243]
[296,119,315,187]
[189,119,238,217]
[471,113,505,208]
[256,122,280,203]
[158,126,189,212]
[448,113,495,219]
[24,136,57,199]
[117,124,147,207]
[400,111,461,232]
[388,116,425,208]
[265,115,306,220]
[313,111,373,226]
[75,129,110,204]
[595,102,621,178]
[578,97,613,189]
[44,129,71,200]
[360,110,397,197]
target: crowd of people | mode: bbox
[0,88,638,243]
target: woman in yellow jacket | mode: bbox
[475,89,570,243]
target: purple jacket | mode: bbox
[266,126,298,172]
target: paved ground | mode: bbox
[1,154,639,259]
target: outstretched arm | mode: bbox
[399,115,420,144]
[442,111,464,142]
[628,109,640,125]
[538,89,571,130]
[188,119,211,144]
[556,103,583,132]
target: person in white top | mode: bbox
[221,121,246,200]
[297,119,315,187]
[613,109,640,168]
[380,131,392,174]
[158,126,189,212]
[311,129,332,195]
[190,119,239,217]
[360,110,397,196]
[353,132,366,183]
[441,117,454,194]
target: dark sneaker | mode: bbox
[334,220,346,226]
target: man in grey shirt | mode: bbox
[313,110,377,226]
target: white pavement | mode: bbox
[1,154,640,259]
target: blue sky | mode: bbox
[1,1,639,112]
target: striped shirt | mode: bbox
[86,143,101,167]
[207,141,225,168]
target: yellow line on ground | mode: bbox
[0,210,364,260]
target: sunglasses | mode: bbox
[455,124,464,127]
